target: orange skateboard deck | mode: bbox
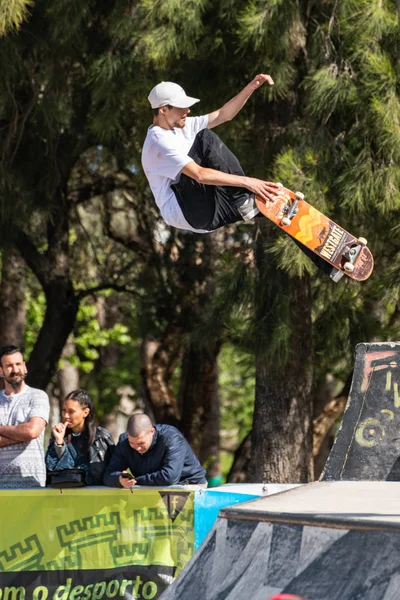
[256,187,374,281]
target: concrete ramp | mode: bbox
[321,342,400,481]
[159,343,400,599]
[159,482,400,600]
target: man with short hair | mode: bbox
[141,74,331,275]
[0,345,50,488]
[141,74,280,233]
[103,414,207,488]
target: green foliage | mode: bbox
[306,65,359,120]
[24,288,45,356]
[0,0,33,36]
[272,148,329,212]
[360,49,396,97]
[370,92,400,162]
[25,290,132,375]
[267,236,315,278]
[228,0,400,389]
[340,0,398,39]
[85,351,141,419]
[336,148,400,214]
[236,0,304,97]
[384,253,400,304]
[123,0,208,68]
[312,280,384,384]
[219,343,255,439]
[71,302,132,373]
[194,254,256,344]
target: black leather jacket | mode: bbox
[46,426,115,485]
[88,427,115,485]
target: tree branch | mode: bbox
[14,228,49,288]
[76,283,142,301]
[69,175,135,205]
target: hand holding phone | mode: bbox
[119,468,136,488]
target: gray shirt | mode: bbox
[0,385,50,488]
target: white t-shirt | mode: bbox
[0,386,50,488]
[141,115,209,233]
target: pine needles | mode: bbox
[0,0,33,36]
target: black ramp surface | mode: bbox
[158,483,400,599]
[158,514,400,599]
[321,342,400,481]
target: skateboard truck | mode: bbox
[330,267,345,283]
[342,237,368,272]
[280,192,304,227]
[330,237,368,282]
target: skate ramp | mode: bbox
[159,481,400,600]
[321,342,400,481]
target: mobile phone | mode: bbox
[121,471,135,479]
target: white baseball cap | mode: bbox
[148,82,200,109]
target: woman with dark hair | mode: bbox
[46,389,114,485]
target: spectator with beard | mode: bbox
[0,345,49,488]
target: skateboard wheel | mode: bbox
[281,217,291,227]
[358,237,368,246]
[295,192,304,200]
[344,262,355,273]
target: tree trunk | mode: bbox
[0,248,26,347]
[26,281,80,389]
[57,337,80,404]
[15,199,80,390]
[140,334,181,424]
[180,340,221,483]
[249,227,314,483]
[229,385,349,482]
[227,431,252,483]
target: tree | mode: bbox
[1,0,400,486]
[229,0,400,481]
[0,1,148,385]
[0,248,26,346]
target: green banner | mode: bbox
[0,488,195,600]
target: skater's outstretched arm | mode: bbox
[207,73,274,129]
[181,161,280,204]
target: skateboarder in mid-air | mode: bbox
[141,74,330,274]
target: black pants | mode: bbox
[171,129,250,231]
[172,129,332,275]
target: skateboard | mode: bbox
[256,186,374,282]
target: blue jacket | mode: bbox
[103,424,206,487]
